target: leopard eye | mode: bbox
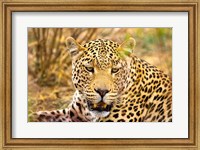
[111,68,119,74]
[85,66,94,73]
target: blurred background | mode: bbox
[28,28,172,116]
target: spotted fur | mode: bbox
[30,37,172,122]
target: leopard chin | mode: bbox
[87,101,112,118]
[90,110,110,118]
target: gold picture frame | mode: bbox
[0,0,199,149]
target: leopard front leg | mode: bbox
[29,109,73,122]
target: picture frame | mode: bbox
[0,0,199,149]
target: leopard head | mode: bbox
[66,37,136,117]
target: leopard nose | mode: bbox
[94,88,110,97]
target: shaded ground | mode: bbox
[28,75,74,114]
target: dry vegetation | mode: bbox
[28,28,172,116]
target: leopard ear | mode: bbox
[117,37,136,57]
[66,37,85,57]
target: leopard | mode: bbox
[29,37,172,122]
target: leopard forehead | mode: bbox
[82,39,121,69]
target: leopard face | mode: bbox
[66,38,135,118]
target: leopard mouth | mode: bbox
[87,101,113,112]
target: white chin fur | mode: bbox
[90,111,110,118]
